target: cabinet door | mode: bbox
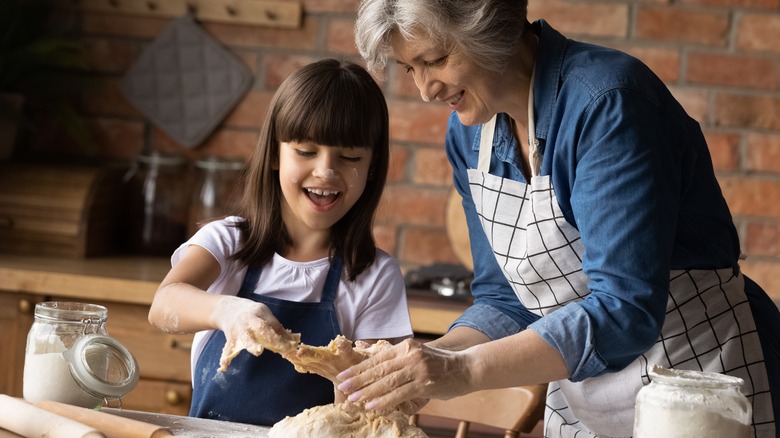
[0,292,41,397]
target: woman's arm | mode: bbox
[336,328,567,410]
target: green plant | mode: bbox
[0,0,96,153]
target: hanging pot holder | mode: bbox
[122,14,252,148]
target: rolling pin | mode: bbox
[0,395,104,438]
[33,401,173,438]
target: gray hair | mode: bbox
[355,0,529,74]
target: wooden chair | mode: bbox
[409,384,547,438]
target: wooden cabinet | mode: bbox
[0,291,194,416]
[0,292,41,397]
[0,255,194,416]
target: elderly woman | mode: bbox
[336,1,780,437]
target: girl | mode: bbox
[148,58,413,426]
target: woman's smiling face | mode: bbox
[390,32,503,126]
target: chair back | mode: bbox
[409,384,546,438]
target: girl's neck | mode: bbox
[281,228,331,262]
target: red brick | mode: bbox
[412,147,453,187]
[202,16,319,50]
[89,118,145,160]
[740,260,780,303]
[610,44,680,83]
[719,176,780,218]
[372,224,398,255]
[223,90,274,129]
[80,77,142,118]
[528,1,628,38]
[326,18,358,55]
[745,133,780,173]
[668,86,709,124]
[714,93,780,130]
[388,145,410,184]
[388,101,451,144]
[83,38,141,73]
[686,52,779,90]
[398,226,460,266]
[635,6,729,46]
[81,12,168,38]
[744,222,780,258]
[703,130,740,172]
[678,0,779,7]
[736,14,780,53]
[377,186,448,227]
[265,54,319,88]
[196,129,258,159]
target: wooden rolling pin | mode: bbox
[33,401,173,438]
[0,395,104,438]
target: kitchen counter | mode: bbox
[0,253,469,335]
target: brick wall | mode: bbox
[32,0,780,301]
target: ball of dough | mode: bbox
[269,402,428,438]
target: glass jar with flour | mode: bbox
[23,302,139,408]
[633,364,752,438]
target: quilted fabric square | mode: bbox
[122,15,252,148]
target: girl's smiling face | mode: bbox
[390,32,504,126]
[278,141,372,238]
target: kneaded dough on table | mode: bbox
[268,402,428,438]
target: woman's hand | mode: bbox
[336,338,472,410]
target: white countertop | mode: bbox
[103,409,270,437]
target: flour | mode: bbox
[634,402,749,438]
[23,351,102,408]
[633,365,751,438]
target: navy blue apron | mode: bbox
[189,258,343,425]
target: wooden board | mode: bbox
[445,189,473,271]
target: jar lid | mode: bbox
[648,364,744,389]
[136,151,187,166]
[62,334,140,400]
[195,156,244,170]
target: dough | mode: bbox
[219,332,391,381]
[268,402,428,438]
[285,337,392,380]
[218,325,300,372]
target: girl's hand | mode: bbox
[336,338,471,410]
[213,295,300,371]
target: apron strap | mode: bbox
[320,256,343,303]
[477,115,497,172]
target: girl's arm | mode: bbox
[148,245,223,334]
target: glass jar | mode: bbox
[634,364,751,438]
[23,302,139,408]
[188,156,244,236]
[125,151,190,255]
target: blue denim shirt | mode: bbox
[446,20,742,381]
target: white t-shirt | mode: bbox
[173,217,414,380]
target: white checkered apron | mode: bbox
[467,111,774,437]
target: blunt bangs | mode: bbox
[273,61,386,151]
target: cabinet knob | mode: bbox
[18,299,32,314]
[165,390,182,405]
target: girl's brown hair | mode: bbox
[232,58,389,281]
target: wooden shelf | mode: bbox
[63,0,303,28]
